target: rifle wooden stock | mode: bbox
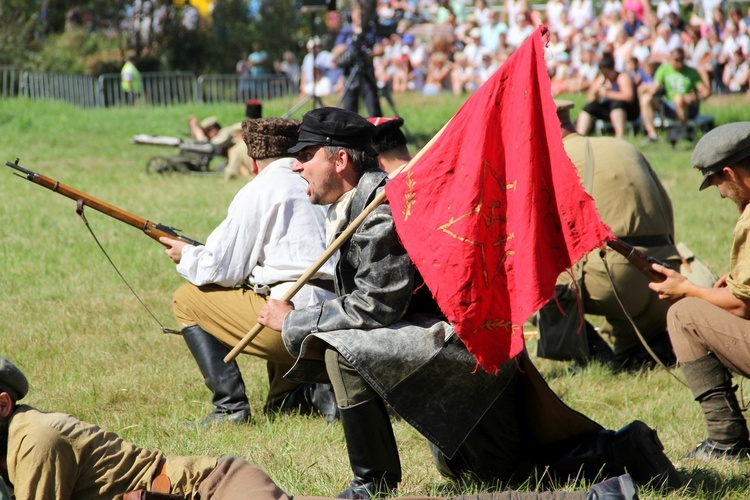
[6,158,202,247]
[606,237,670,282]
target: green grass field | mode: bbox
[2,92,750,499]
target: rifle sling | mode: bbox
[583,139,680,381]
[75,201,180,335]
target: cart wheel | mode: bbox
[146,156,172,174]
[171,157,193,173]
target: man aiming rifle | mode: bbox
[159,118,338,427]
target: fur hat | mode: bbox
[0,356,28,401]
[367,117,407,154]
[242,117,301,160]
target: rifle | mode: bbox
[606,237,671,282]
[6,158,202,247]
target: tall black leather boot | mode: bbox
[182,325,251,426]
[681,354,750,460]
[337,398,401,499]
[274,382,340,423]
[607,420,682,490]
[541,421,681,490]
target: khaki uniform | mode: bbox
[223,140,253,181]
[6,406,215,499]
[173,283,300,404]
[3,405,590,500]
[668,204,750,370]
[557,133,681,358]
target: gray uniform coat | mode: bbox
[283,168,601,459]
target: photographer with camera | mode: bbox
[332,0,384,117]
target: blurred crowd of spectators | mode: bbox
[114,0,750,110]
[123,0,202,48]
[277,0,750,102]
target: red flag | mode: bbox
[385,27,614,373]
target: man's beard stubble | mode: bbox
[725,180,750,213]
[310,168,340,206]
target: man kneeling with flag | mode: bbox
[259,27,682,500]
[257,108,680,499]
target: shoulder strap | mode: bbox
[583,137,594,195]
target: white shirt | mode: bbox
[602,0,623,17]
[302,76,333,97]
[701,0,724,25]
[632,43,651,63]
[301,50,334,83]
[474,6,493,26]
[651,32,683,60]
[177,158,336,308]
[480,21,508,52]
[546,0,568,31]
[462,42,483,67]
[506,23,534,49]
[656,0,680,21]
[504,0,524,29]
[569,0,595,30]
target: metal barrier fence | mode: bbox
[198,74,294,104]
[21,71,100,108]
[99,72,197,107]
[10,70,294,109]
[0,66,20,98]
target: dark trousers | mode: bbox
[342,65,382,118]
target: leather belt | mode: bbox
[619,235,672,248]
[307,278,336,294]
[243,278,335,296]
[151,458,171,494]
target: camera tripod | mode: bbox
[336,60,382,117]
[282,93,325,118]
[336,62,416,146]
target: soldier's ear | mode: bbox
[334,149,349,173]
[724,166,740,183]
[0,392,12,419]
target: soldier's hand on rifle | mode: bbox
[258,299,295,332]
[648,263,690,303]
[160,236,191,264]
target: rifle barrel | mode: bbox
[6,158,202,247]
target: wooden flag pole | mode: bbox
[224,121,450,363]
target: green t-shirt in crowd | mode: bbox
[654,63,702,101]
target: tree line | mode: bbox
[0,0,331,76]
